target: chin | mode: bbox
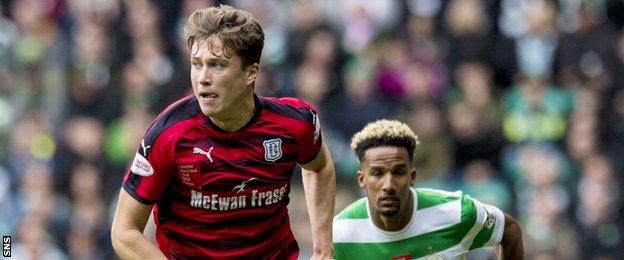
[379,209,399,217]
[199,107,217,117]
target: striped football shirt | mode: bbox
[333,188,505,260]
[122,94,323,259]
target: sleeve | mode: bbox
[295,105,323,164]
[332,244,345,260]
[122,134,176,204]
[468,198,506,250]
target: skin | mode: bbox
[189,36,259,131]
[111,190,166,259]
[358,145,523,258]
[112,36,335,259]
[301,142,336,259]
[357,146,416,231]
[497,213,524,260]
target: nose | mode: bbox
[381,174,396,195]
[198,67,212,86]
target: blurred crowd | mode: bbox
[1,0,623,259]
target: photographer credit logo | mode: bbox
[2,236,10,257]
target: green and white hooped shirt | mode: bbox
[332,188,505,260]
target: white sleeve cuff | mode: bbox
[483,203,505,247]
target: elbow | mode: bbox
[111,224,123,253]
[302,161,335,178]
[111,221,135,255]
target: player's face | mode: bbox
[189,37,258,119]
[358,146,416,218]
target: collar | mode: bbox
[205,94,262,133]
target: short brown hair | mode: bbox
[184,5,264,66]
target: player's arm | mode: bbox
[300,141,336,260]
[111,189,167,260]
[497,213,524,260]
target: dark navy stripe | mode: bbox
[156,188,174,224]
[161,209,288,247]
[259,97,314,123]
[225,154,299,167]
[195,154,297,173]
[141,95,201,157]
[123,181,156,204]
[176,135,297,150]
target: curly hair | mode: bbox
[350,119,420,161]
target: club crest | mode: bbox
[263,138,282,162]
[423,246,447,260]
[424,254,446,260]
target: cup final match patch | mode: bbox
[131,152,154,176]
[179,162,201,188]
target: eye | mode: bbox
[211,62,225,69]
[393,168,406,175]
[191,61,202,68]
[371,170,382,176]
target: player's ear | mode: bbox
[246,63,259,86]
[410,168,416,186]
[357,170,365,188]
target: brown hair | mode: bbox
[184,5,264,67]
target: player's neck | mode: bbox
[373,192,414,232]
[210,95,255,132]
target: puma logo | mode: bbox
[141,139,151,155]
[193,147,214,162]
[232,178,257,193]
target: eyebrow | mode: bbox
[189,56,230,63]
[368,164,407,170]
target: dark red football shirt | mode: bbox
[122,94,323,259]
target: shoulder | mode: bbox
[415,188,465,209]
[414,189,483,241]
[415,188,479,219]
[259,96,317,123]
[334,198,368,220]
[141,95,201,154]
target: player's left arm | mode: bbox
[497,213,524,260]
[301,141,336,260]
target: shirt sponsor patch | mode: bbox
[391,255,412,260]
[131,152,154,176]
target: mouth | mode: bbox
[199,92,218,101]
[379,196,399,206]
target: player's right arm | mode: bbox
[110,122,177,259]
[466,194,523,259]
[111,189,167,259]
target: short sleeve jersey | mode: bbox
[332,188,505,260]
[122,94,323,259]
